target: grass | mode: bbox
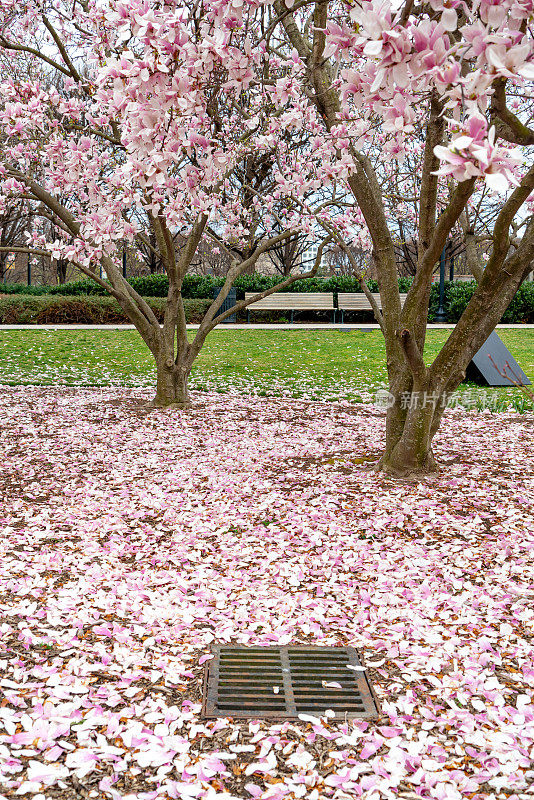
[0,328,533,410]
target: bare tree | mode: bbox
[265,229,310,276]
[325,242,371,277]
[394,224,465,279]
[0,200,31,283]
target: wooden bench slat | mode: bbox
[245,292,335,310]
[338,293,407,310]
[243,291,408,321]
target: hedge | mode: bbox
[0,295,211,325]
[1,274,413,299]
[2,276,533,322]
[428,280,534,323]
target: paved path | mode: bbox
[0,323,532,331]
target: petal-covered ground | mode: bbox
[0,386,533,800]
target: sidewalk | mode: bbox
[0,323,533,331]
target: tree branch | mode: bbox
[491,79,534,146]
[430,217,534,388]
[212,233,333,326]
[0,35,71,76]
[418,94,445,256]
[0,246,49,257]
[396,328,428,384]
[189,232,332,358]
[484,163,534,277]
[42,15,82,83]
[311,215,385,333]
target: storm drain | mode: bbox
[202,645,379,720]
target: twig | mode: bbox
[488,356,534,400]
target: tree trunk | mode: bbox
[152,359,192,408]
[57,259,68,284]
[378,395,443,476]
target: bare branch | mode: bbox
[190,232,332,357]
[397,0,416,26]
[0,246,49,257]
[0,35,71,76]
[42,16,82,83]
[488,356,534,400]
[212,233,333,326]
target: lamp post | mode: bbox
[122,250,127,279]
[434,245,447,323]
[27,252,31,287]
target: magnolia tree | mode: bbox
[0,0,354,407]
[1,0,533,475]
[258,0,534,475]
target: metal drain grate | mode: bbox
[202,645,379,720]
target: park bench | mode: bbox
[337,292,408,323]
[245,292,335,323]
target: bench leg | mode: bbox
[247,310,250,324]
[290,310,294,324]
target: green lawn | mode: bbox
[1,328,533,410]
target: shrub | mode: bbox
[0,295,211,324]
[0,274,413,299]
[434,280,534,324]
[0,283,52,296]
[47,279,105,296]
[502,281,534,323]
[0,279,105,296]
[2,275,533,322]
[129,274,171,297]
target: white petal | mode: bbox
[363,40,383,56]
[451,135,474,150]
[485,171,510,192]
[441,8,458,31]
[518,63,534,80]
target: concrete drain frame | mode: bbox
[202,645,380,720]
